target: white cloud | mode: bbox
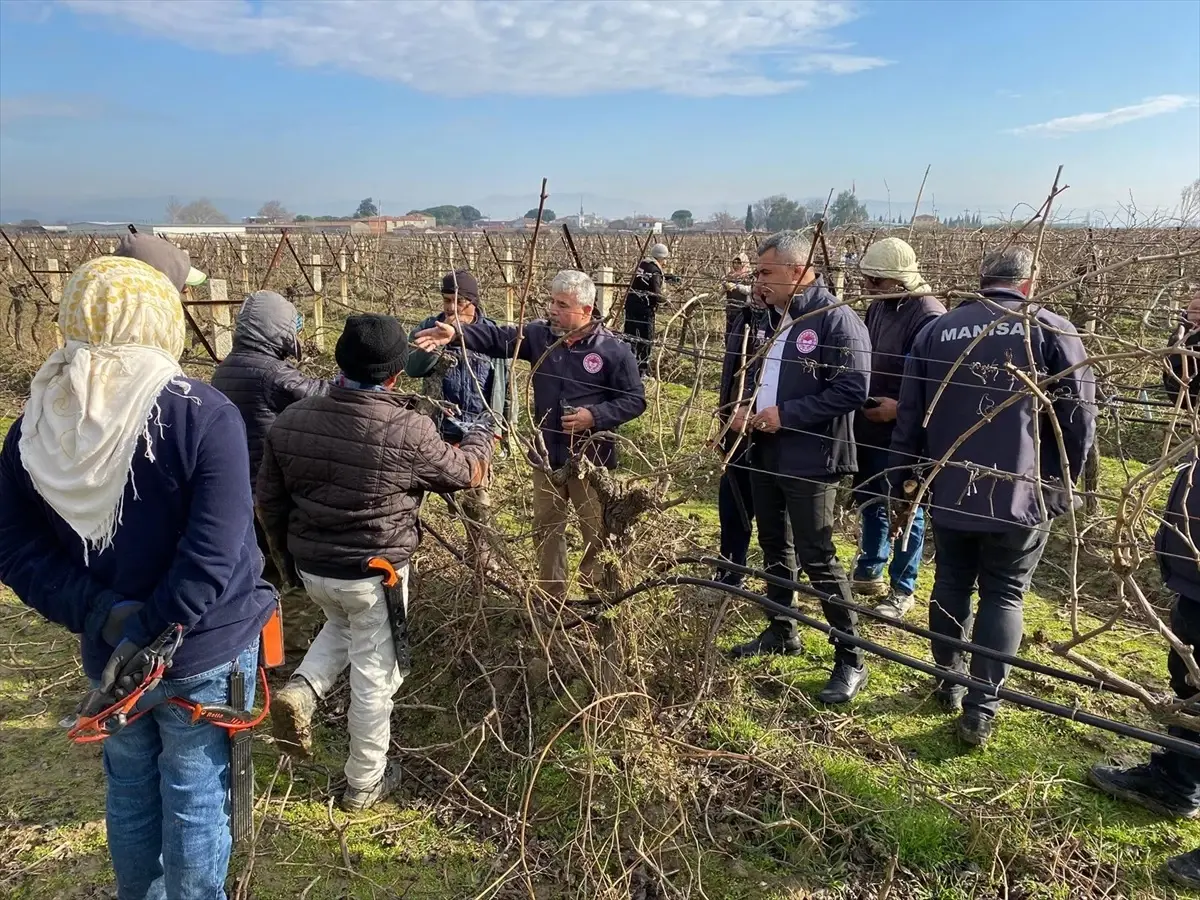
[1008,94,1199,136]
[0,94,101,126]
[58,0,890,98]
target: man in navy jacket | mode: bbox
[1088,454,1200,887]
[728,230,873,706]
[415,269,646,601]
[890,246,1096,746]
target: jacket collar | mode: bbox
[975,286,1029,306]
[768,276,829,326]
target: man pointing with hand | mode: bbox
[414,270,646,602]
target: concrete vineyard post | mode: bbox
[46,258,61,304]
[209,278,233,359]
[311,254,325,352]
[504,249,515,324]
[240,244,250,296]
[594,266,613,318]
[339,249,349,307]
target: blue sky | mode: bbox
[1,0,1197,222]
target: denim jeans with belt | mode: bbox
[851,444,925,595]
[101,638,259,900]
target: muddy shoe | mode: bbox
[852,574,888,598]
[1088,763,1200,819]
[729,622,802,659]
[340,760,402,812]
[874,589,916,620]
[1166,848,1200,888]
[957,711,995,747]
[934,678,967,713]
[271,677,318,758]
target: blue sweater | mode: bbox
[0,379,276,679]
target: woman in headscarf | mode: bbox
[850,237,946,620]
[0,254,275,898]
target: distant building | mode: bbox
[361,214,435,234]
[244,215,287,226]
[153,225,248,237]
[911,214,940,228]
[631,215,663,234]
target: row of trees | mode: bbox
[742,190,871,232]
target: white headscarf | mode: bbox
[859,237,932,295]
[19,256,187,558]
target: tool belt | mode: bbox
[65,598,287,845]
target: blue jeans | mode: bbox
[101,640,258,900]
[851,444,925,595]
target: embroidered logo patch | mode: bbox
[756,329,766,342]
[796,329,819,355]
[583,352,604,374]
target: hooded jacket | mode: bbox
[889,287,1097,531]
[741,278,872,478]
[405,300,511,443]
[458,319,646,470]
[211,291,329,487]
[1156,455,1200,607]
[855,294,946,453]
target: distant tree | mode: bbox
[670,209,694,228]
[165,196,183,224]
[416,205,463,226]
[745,204,754,232]
[1181,178,1200,225]
[607,218,631,231]
[294,214,313,223]
[256,200,292,221]
[525,208,556,222]
[354,198,379,219]
[458,205,483,226]
[17,219,41,227]
[827,190,869,227]
[711,211,739,232]
[177,198,229,224]
[755,195,809,232]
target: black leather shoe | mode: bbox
[934,678,967,713]
[1166,848,1200,888]
[816,660,868,704]
[957,711,995,747]
[729,623,802,659]
[1088,763,1200,819]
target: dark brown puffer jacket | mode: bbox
[255,386,491,580]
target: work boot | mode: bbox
[934,678,967,713]
[1088,763,1200,819]
[341,760,403,812]
[874,588,916,620]
[271,677,318,758]
[817,659,869,705]
[714,569,745,591]
[1166,849,1200,888]
[852,574,888,598]
[728,621,803,659]
[957,710,995,747]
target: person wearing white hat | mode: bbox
[851,237,945,619]
[622,243,679,377]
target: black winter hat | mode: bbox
[440,269,480,307]
[335,314,408,384]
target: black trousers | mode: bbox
[750,449,861,666]
[623,307,655,374]
[717,449,755,579]
[928,524,1048,718]
[1150,595,1200,805]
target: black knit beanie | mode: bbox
[335,314,408,384]
[440,269,482,311]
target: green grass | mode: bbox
[1,382,1198,898]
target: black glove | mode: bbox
[100,639,158,702]
[101,601,143,647]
